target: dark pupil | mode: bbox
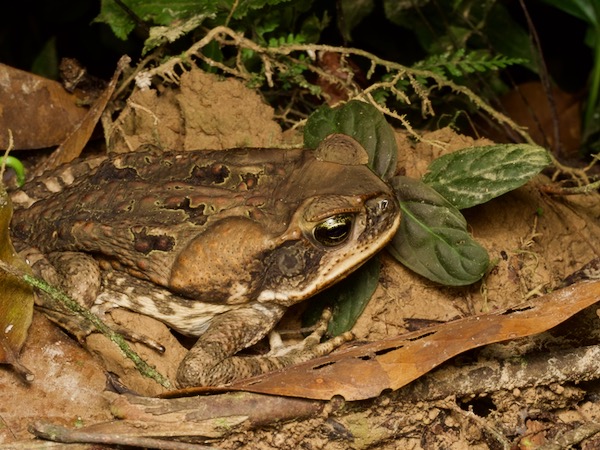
[313,214,353,247]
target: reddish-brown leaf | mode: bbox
[228,281,600,400]
[34,55,131,175]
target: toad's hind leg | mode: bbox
[20,248,163,350]
[176,304,353,387]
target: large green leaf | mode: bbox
[304,100,398,180]
[539,0,599,26]
[339,0,375,42]
[422,144,551,210]
[230,0,300,20]
[483,3,536,72]
[96,0,219,40]
[388,176,489,286]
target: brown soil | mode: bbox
[2,69,600,449]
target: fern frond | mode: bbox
[414,49,526,79]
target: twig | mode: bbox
[445,398,511,450]
[540,179,600,196]
[518,0,562,156]
[397,342,600,404]
[29,421,217,450]
[537,422,600,450]
[1,130,13,178]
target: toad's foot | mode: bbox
[267,308,354,358]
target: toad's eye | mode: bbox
[313,214,354,247]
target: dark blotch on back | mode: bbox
[91,161,140,183]
[132,228,175,254]
[11,221,31,241]
[190,163,230,185]
[163,197,207,225]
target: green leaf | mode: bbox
[539,0,599,26]
[304,257,381,336]
[143,14,214,54]
[230,0,299,20]
[1,157,26,187]
[388,176,489,286]
[422,144,551,210]
[95,0,135,40]
[339,0,374,42]
[304,100,398,180]
[96,0,219,40]
[414,48,527,79]
[299,12,330,44]
[31,36,58,79]
[483,3,537,72]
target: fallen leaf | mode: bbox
[227,280,600,400]
[498,81,582,157]
[34,55,130,175]
[0,64,88,150]
[0,183,34,380]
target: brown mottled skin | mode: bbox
[11,135,400,386]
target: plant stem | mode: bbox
[540,178,600,195]
[584,27,600,135]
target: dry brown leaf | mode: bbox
[0,64,88,150]
[0,184,34,380]
[34,55,130,175]
[227,280,600,400]
[489,81,581,157]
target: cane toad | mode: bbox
[10,134,400,387]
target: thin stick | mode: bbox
[30,421,216,450]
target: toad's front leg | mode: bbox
[176,303,351,387]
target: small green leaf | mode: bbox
[304,257,381,336]
[2,156,26,187]
[388,176,489,286]
[304,100,398,180]
[95,0,135,40]
[230,0,303,20]
[422,144,551,210]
